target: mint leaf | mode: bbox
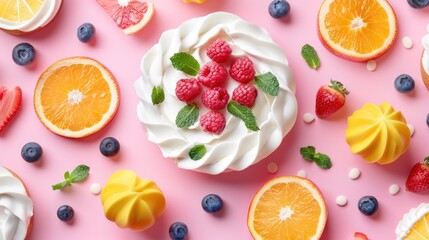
[300,146,316,161]
[176,104,199,128]
[151,86,165,105]
[189,144,206,160]
[314,153,332,169]
[52,181,71,191]
[52,164,90,190]
[227,101,259,131]
[301,44,320,70]
[255,72,280,96]
[170,52,200,76]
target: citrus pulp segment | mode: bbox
[0,0,44,23]
[247,176,327,240]
[318,0,397,62]
[34,57,120,138]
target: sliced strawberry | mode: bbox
[354,232,368,240]
[0,86,22,132]
[406,157,429,192]
[315,80,349,118]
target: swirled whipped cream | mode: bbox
[396,203,429,239]
[0,0,62,33]
[422,31,429,77]
[0,166,33,240]
[134,12,297,174]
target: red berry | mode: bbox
[201,87,229,110]
[229,56,256,84]
[200,111,226,135]
[0,86,22,132]
[206,39,232,63]
[354,232,368,240]
[315,80,349,118]
[406,157,429,192]
[232,84,258,108]
[197,62,228,88]
[175,78,202,102]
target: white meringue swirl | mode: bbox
[422,32,429,77]
[134,12,297,174]
[395,203,429,239]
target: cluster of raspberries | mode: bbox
[175,39,258,135]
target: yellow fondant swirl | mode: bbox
[101,170,165,231]
[345,102,410,164]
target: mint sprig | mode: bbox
[299,146,332,169]
[189,144,206,160]
[255,72,280,96]
[151,86,165,105]
[176,104,199,128]
[227,100,259,131]
[52,164,90,190]
[301,44,320,70]
[170,52,200,76]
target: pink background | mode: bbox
[1,0,429,239]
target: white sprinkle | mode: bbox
[90,183,102,195]
[303,113,315,123]
[402,36,413,49]
[336,195,348,206]
[267,162,278,174]
[407,124,415,137]
[296,170,307,178]
[349,168,361,180]
[389,184,400,195]
[366,60,377,72]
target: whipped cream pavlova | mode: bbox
[135,12,297,174]
[422,30,429,78]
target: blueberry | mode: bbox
[358,196,378,216]
[407,0,429,9]
[12,43,35,66]
[57,205,74,222]
[77,23,95,43]
[169,222,188,240]
[21,142,43,163]
[201,194,223,213]
[394,74,415,93]
[268,0,290,19]
[99,137,120,156]
[426,113,429,127]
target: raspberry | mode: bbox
[229,56,256,84]
[197,62,228,88]
[206,39,232,63]
[232,84,258,107]
[175,78,202,102]
[200,111,226,135]
[201,87,229,110]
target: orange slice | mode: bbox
[318,0,397,62]
[248,176,327,240]
[396,203,429,239]
[34,57,120,138]
[0,0,44,23]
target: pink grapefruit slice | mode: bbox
[96,0,154,35]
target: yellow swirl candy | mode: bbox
[345,102,410,164]
[101,170,165,231]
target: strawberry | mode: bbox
[354,232,368,240]
[315,80,349,118]
[406,157,429,192]
[0,86,22,132]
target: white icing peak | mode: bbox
[0,0,62,32]
[134,12,297,174]
[423,32,429,76]
[396,203,429,239]
[0,167,33,240]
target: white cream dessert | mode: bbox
[422,32,429,83]
[135,12,297,174]
[0,0,62,33]
[395,203,429,239]
[0,166,33,240]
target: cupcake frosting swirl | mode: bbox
[0,166,33,240]
[134,12,297,174]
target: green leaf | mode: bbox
[175,104,199,128]
[189,144,206,160]
[301,44,320,70]
[170,52,200,76]
[151,86,165,105]
[254,72,280,96]
[64,171,70,179]
[227,101,259,131]
[314,153,332,169]
[69,165,90,182]
[300,146,316,161]
[52,181,71,191]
